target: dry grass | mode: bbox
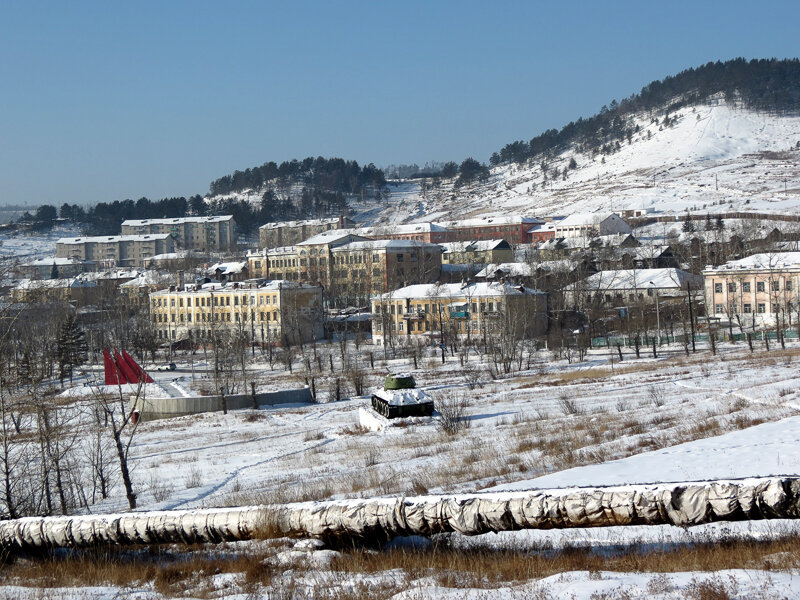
[4,530,800,599]
[329,532,800,591]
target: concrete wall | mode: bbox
[134,387,312,421]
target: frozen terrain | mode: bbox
[6,341,800,597]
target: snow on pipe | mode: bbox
[2,477,800,552]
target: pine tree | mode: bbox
[55,317,88,383]
[715,215,725,231]
[682,212,695,233]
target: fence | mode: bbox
[133,387,313,421]
[591,329,800,348]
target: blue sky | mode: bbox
[1,0,799,206]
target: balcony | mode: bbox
[449,311,470,319]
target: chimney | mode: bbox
[338,215,343,229]
[177,270,184,290]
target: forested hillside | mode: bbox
[491,58,800,167]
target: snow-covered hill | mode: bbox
[362,101,800,226]
[204,101,800,228]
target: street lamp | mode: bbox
[649,281,661,345]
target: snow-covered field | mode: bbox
[6,340,800,598]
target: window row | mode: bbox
[714,280,792,294]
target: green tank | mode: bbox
[371,373,433,418]
[383,373,416,390]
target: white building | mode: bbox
[553,213,632,239]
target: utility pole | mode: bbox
[649,281,661,345]
[687,282,696,353]
[437,301,445,364]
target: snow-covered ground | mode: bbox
[6,341,800,597]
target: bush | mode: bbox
[437,391,470,434]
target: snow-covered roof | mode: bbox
[332,239,441,252]
[440,239,510,254]
[528,222,557,233]
[475,263,534,278]
[209,261,247,275]
[82,269,141,281]
[22,256,86,267]
[296,230,363,245]
[576,268,700,291]
[555,213,623,227]
[704,252,800,272]
[122,215,233,226]
[358,222,450,235]
[375,281,543,301]
[144,250,198,262]
[119,271,168,287]
[259,217,343,230]
[438,215,542,228]
[153,278,321,295]
[15,277,97,290]
[57,234,172,244]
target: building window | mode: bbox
[787,281,793,291]
[714,283,722,294]
[728,283,736,293]
[772,304,778,314]
[715,304,723,314]
[742,282,751,293]
[396,254,404,262]
[743,303,752,313]
[772,281,780,291]
[757,282,766,292]
[757,303,766,313]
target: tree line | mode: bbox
[208,156,386,197]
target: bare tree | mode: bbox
[93,382,144,510]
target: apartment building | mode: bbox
[371,281,546,346]
[121,215,236,251]
[438,216,544,244]
[149,279,323,345]
[20,257,94,279]
[11,277,100,305]
[56,234,175,267]
[357,222,453,244]
[703,252,800,329]
[258,216,355,248]
[329,239,443,307]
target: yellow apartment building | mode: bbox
[371,281,547,346]
[330,240,443,307]
[703,252,800,330]
[149,279,323,346]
